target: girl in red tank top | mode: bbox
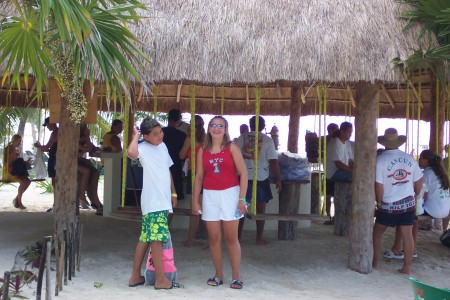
[192,116,248,289]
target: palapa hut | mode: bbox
[0,0,444,276]
[128,0,435,275]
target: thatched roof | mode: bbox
[1,0,437,119]
[134,0,419,84]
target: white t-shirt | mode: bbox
[375,149,423,203]
[137,141,174,215]
[326,137,353,179]
[235,132,278,181]
[422,167,450,218]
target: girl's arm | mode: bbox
[127,127,140,159]
[192,147,204,215]
[179,137,191,160]
[230,143,248,211]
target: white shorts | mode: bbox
[202,185,242,221]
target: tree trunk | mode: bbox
[54,95,80,242]
[287,85,302,153]
[348,83,378,274]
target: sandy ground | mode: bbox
[0,181,449,300]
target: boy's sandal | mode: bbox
[207,277,223,286]
[230,279,243,289]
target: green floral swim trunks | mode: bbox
[139,210,169,243]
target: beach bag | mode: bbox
[145,232,177,285]
[34,148,47,179]
[10,158,29,177]
[440,228,450,247]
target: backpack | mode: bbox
[440,228,450,247]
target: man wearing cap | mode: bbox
[372,128,423,275]
[34,117,58,212]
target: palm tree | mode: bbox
[0,0,149,242]
[393,0,450,153]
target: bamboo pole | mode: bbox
[45,236,53,300]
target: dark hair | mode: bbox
[205,116,231,150]
[327,123,338,133]
[249,115,265,132]
[340,121,352,131]
[193,115,206,144]
[420,150,449,190]
[112,119,123,127]
[140,117,161,135]
[168,109,182,122]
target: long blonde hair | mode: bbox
[204,116,231,151]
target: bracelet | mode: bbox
[171,193,177,198]
[239,197,246,202]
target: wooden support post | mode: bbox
[310,172,321,214]
[45,236,53,300]
[2,271,10,300]
[36,236,49,300]
[429,72,445,154]
[333,182,352,236]
[56,241,65,294]
[287,85,302,153]
[64,229,68,285]
[348,83,378,274]
[278,181,301,240]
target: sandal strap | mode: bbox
[207,277,223,286]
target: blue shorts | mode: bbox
[375,210,416,227]
[245,179,273,204]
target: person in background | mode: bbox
[78,125,103,215]
[102,119,123,152]
[179,115,206,247]
[34,117,58,212]
[235,116,281,245]
[127,117,180,290]
[2,134,31,209]
[192,116,248,289]
[322,123,339,225]
[373,128,423,275]
[163,109,186,202]
[326,121,354,182]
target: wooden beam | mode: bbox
[380,84,395,108]
[300,85,306,104]
[136,85,144,102]
[407,80,424,108]
[28,80,37,98]
[176,83,182,102]
[346,85,357,108]
[246,85,249,105]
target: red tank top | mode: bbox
[202,144,239,190]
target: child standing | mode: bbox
[127,117,180,290]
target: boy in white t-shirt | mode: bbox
[127,117,180,290]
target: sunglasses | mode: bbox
[209,123,225,129]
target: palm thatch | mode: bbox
[1,0,438,119]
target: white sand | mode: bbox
[1,182,449,300]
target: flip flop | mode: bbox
[154,281,181,290]
[207,277,223,287]
[128,277,145,287]
[230,279,243,289]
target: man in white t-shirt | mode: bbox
[372,128,423,275]
[127,117,180,289]
[326,121,354,182]
[235,116,281,245]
